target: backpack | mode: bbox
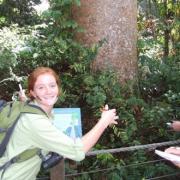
[0,100,48,177]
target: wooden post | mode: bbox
[50,159,65,180]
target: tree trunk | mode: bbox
[72,0,137,83]
[163,0,169,58]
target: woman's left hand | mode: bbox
[100,105,119,127]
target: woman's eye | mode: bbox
[50,84,56,88]
[37,86,44,90]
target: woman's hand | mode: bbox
[82,104,119,153]
[18,89,27,102]
[165,147,180,168]
[99,105,118,128]
[170,121,180,131]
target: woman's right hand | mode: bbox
[18,89,27,102]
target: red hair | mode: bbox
[28,67,60,100]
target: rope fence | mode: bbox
[37,139,180,180]
[86,139,180,156]
[145,172,180,180]
[66,139,180,179]
[65,159,165,177]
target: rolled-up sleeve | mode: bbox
[19,114,85,161]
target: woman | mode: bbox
[0,67,118,180]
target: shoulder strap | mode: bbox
[0,100,6,112]
[0,101,52,178]
[0,114,21,157]
[22,101,48,117]
[0,155,17,179]
[0,148,40,179]
[0,101,48,158]
[14,148,41,163]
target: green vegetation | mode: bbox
[0,0,179,179]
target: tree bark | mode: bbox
[72,0,138,83]
[163,0,169,58]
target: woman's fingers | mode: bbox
[100,105,119,126]
[114,115,119,120]
[104,104,109,111]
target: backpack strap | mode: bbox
[0,101,48,158]
[0,101,55,178]
[14,148,41,163]
[0,148,40,179]
[0,113,21,157]
[0,100,6,112]
[0,155,18,179]
[23,101,49,118]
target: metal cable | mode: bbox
[37,140,180,179]
[86,139,180,156]
[36,177,49,180]
[65,159,165,177]
[145,172,180,180]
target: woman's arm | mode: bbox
[82,105,118,153]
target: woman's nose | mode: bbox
[45,86,51,93]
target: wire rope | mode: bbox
[87,139,180,156]
[65,159,165,177]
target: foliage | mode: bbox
[0,0,180,179]
[72,0,180,179]
[0,0,41,26]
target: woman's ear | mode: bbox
[30,90,36,99]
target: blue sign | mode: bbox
[53,108,82,139]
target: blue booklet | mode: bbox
[53,108,82,139]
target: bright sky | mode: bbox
[33,0,50,14]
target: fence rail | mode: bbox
[39,139,180,180]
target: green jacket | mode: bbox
[0,102,85,180]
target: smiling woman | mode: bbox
[0,67,119,180]
[28,67,60,114]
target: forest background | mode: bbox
[0,0,179,179]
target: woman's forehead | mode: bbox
[35,73,56,84]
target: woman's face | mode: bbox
[30,73,59,108]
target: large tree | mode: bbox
[72,0,138,83]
